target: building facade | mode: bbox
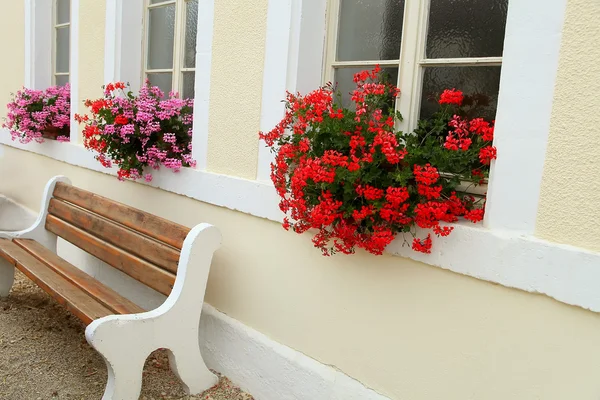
[1,0,600,399]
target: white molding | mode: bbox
[0,135,283,222]
[24,0,53,90]
[103,0,144,92]
[200,304,391,400]
[257,0,294,182]
[477,0,568,233]
[3,134,600,314]
[257,0,328,182]
[69,0,80,144]
[191,0,215,171]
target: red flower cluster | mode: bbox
[260,66,494,256]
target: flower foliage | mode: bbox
[3,84,71,143]
[76,82,195,182]
[259,66,497,256]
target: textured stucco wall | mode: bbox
[2,146,600,400]
[77,0,106,140]
[0,2,24,118]
[205,0,268,179]
[536,0,600,251]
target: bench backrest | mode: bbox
[45,182,190,295]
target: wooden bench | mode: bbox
[0,176,221,400]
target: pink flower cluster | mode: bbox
[3,84,70,143]
[77,81,195,181]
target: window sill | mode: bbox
[2,130,600,313]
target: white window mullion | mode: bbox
[172,0,185,94]
[323,0,341,85]
[397,0,429,132]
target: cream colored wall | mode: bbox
[77,0,106,140]
[2,146,600,400]
[205,0,269,179]
[0,2,24,117]
[536,0,600,252]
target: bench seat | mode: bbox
[0,238,144,324]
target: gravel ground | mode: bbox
[0,271,254,400]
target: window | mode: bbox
[143,0,199,98]
[325,0,508,130]
[53,0,70,86]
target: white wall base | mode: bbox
[200,304,391,400]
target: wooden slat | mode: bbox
[46,215,175,296]
[52,182,189,249]
[48,198,180,274]
[0,239,111,325]
[14,239,145,315]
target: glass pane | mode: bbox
[55,26,70,73]
[147,5,176,69]
[182,71,195,99]
[426,0,508,58]
[56,0,70,24]
[337,0,405,61]
[419,66,502,120]
[334,66,399,108]
[147,72,173,98]
[184,0,199,68]
[55,75,69,87]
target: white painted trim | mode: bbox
[24,0,53,90]
[0,135,282,223]
[257,0,294,182]
[69,0,80,144]
[484,0,567,233]
[191,0,215,171]
[3,134,600,314]
[200,304,392,400]
[257,0,328,181]
[103,0,144,92]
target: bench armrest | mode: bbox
[0,176,70,251]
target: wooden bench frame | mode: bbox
[0,176,220,399]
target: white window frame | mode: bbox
[141,0,197,97]
[52,0,71,86]
[323,0,504,133]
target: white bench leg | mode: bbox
[0,257,14,297]
[168,338,218,393]
[86,223,221,399]
[102,352,146,400]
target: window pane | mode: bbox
[426,0,508,58]
[55,26,70,73]
[419,66,501,120]
[56,0,70,24]
[337,0,405,61]
[334,66,399,108]
[55,75,69,87]
[182,71,195,99]
[147,72,173,98]
[147,5,176,69]
[184,0,199,68]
